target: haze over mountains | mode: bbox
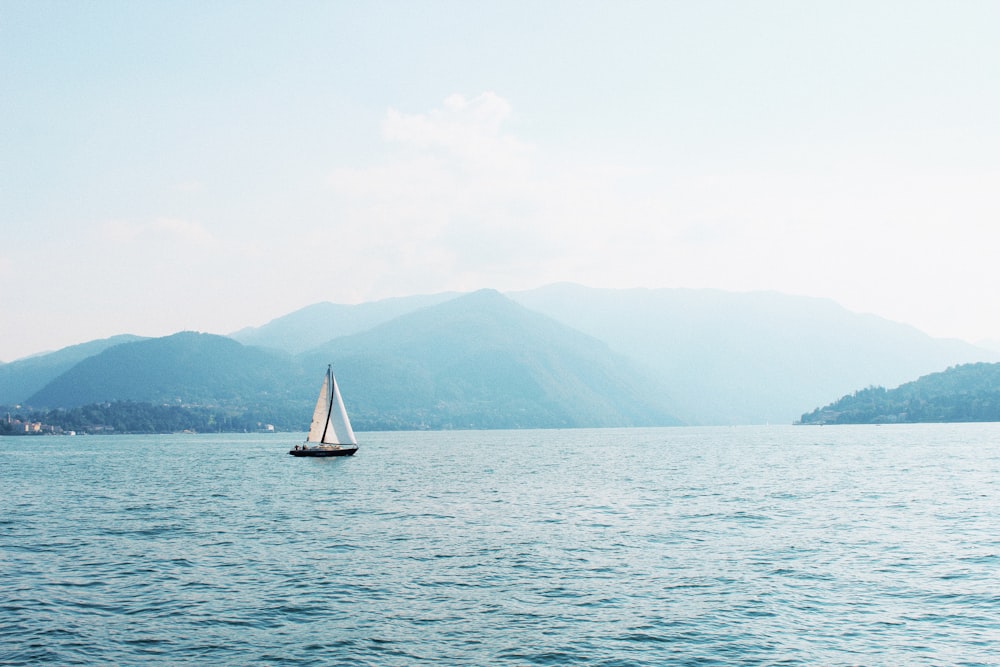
[3,285,995,428]
[509,284,994,424]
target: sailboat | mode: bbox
[289,365,358,457]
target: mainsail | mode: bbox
[306,366,357,445]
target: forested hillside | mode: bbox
[799,363,1000,424]
[0,335,145,404]
[28,332,304,409]
[1,401,279,435]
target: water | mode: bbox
[2,424,999,665]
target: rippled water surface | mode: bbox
[2,425,999,665]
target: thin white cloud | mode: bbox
[326,93,649,292]
[320,92,1000,342]
[382,92,521,163]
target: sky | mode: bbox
[2,1,1000,361]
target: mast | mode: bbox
[320,365,335,443]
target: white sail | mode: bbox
[324,375,357,445]
[306,373,331,443]
[305,367,357,445]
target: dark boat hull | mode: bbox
[289,446,358,457]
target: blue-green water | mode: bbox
[2,425,998,665]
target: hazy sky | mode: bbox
[3,1,999,361]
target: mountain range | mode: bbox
[3,285,995,428]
